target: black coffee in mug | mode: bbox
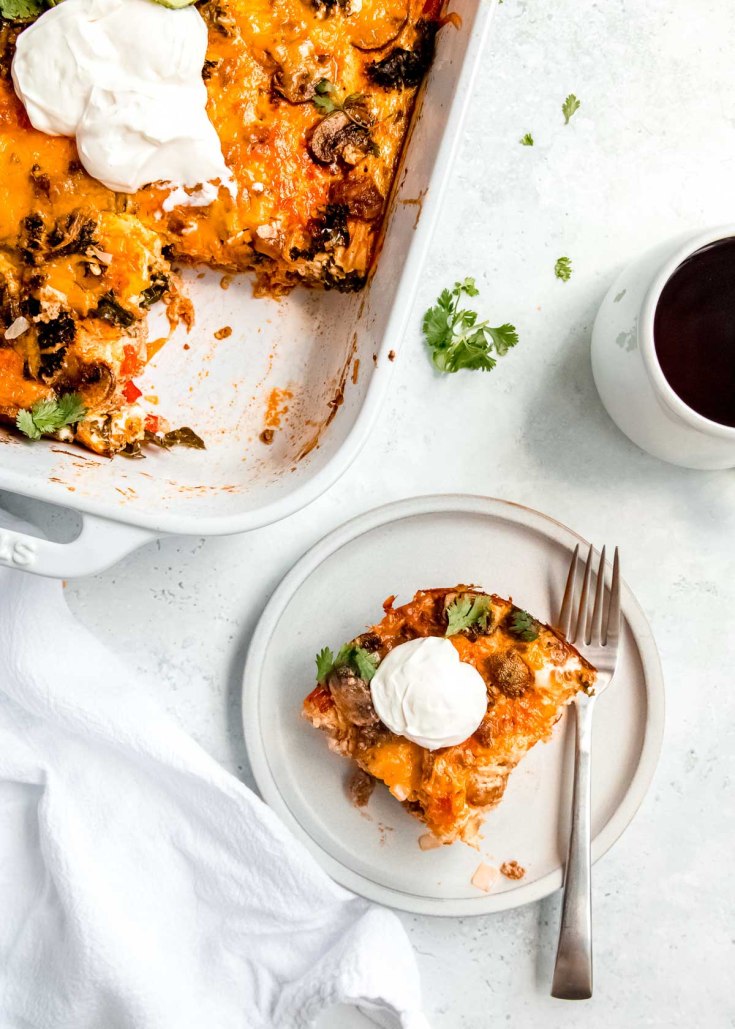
[653,238,735,427]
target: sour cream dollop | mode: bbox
[370,637,488,751]
[11,0,232,201]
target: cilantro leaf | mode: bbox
[422,290,453,349]
[54,392,86,425]
[16,393,86,441]
[0,0,47,21]
[315,647,334,683]
[313,79,339,113]
[352,647,380,682]
[562,94,580,125]
[458,276,479,297]
[555,256,572,282]
[519,132,534,146]
[446,594,491,637]
[15,408,41,440]
[422,279,518,374]
[333,642,353,668]
[486,323,519,356]
[314,96,338,114]
[314,642,380,683]
[508,609,539,642]
[313,81,371,129]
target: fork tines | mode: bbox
[558,544,620,647]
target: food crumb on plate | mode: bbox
[259,429,275,444]
[418,833,442,851]
[377,822,394,846]
[500,860,526,880]
[214,326,232,340]
[347,767,374,808]
[220,275,232,290]
[471,862,500,893]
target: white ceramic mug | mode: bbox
[591,226,735,469]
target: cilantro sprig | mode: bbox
[313,80,371,127]
[315,642,380,683]
[562,94,581,125]
[508,609,540,642]
[555,256,572,282]
[519,132,534,146]
[445,594,492,637]
[16,393,86,441]
[422,278,518,374]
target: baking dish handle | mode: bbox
[0,513,155,579]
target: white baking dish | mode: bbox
[0,2,494,578]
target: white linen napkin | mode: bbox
[0,562,427,1029]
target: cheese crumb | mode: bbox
[471,862,499,893]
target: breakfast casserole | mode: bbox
[303,587,596,845]
[0,0,442,455]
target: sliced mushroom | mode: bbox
[329,175,384,220]
[349,0,409,52]
[308,111,374,165]
[341,93,374,129]
[353,719,388,753]
[485,650,533,698]
[76,362,117,409]
[348,767,375,808]
[308,110,351,163]
[354,630,382,652]
[338,124,375,165]
[327,664,379,726]
[272,65,319,103]
[198,0,236,38]
[52,360,116,409]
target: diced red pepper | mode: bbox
[120,344,140,378]
[144,414,159,434]
[122,380,142,403]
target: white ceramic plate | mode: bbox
[242,495,665,916]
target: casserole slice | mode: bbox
[303,587,596,845]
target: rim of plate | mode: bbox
[242,494,665,916]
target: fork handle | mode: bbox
[551,693,595,1000]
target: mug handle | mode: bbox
[0,513,155,578]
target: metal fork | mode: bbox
[551,543,621,1000]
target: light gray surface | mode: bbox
[17,0,735,1025]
